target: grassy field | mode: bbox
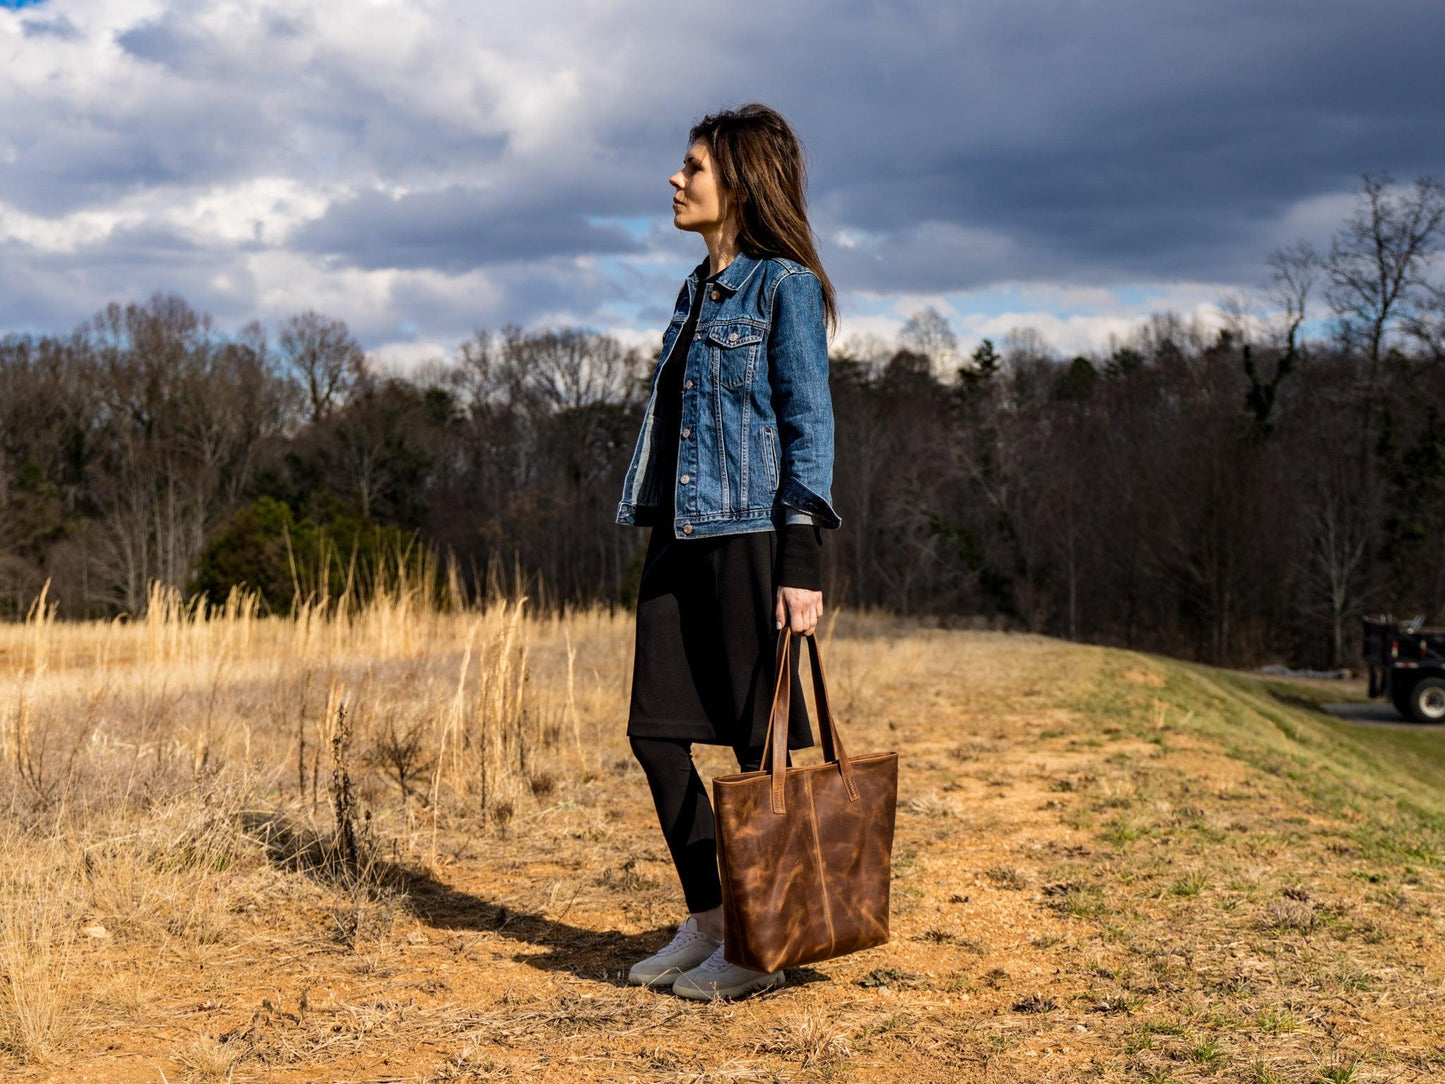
[1,578,1442,1083]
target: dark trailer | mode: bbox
[1361,615,1445,723]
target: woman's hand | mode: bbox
[775,585,823,637]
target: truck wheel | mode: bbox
[1407,677,1445,724]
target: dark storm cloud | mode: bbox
[782,0,1445,288]
[289,185,643,272]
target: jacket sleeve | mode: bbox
[767,269,843,529]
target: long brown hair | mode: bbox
[689,103,839,338]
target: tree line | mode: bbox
[2,171,1443,668]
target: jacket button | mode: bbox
[682,523,693,535]
[710,289,721,301]
[684,379,693,389]
[681,427,690,438]
[679,474,689,484]
[728,331,738,342]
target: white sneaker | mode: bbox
[627,915,722,988]
[671,941,786,1000]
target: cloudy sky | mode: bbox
[2,0,1442,368]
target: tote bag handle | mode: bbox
[760,626,861,814]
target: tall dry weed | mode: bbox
[5,582,58,807]
[0,841,87,1064]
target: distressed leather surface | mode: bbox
[712,628,899,973]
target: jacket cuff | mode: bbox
[779,476,842,530]
[777,523,823,590]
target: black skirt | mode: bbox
[626,521,816,752]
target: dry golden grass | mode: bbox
[0,568,1442,1082]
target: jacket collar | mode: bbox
[685,249,764,297]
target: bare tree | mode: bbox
[279,310,365,425]
[1239,241,1318,435]
[1001,327,1052,371]
[1405,282,1445,362]
[899,307,959,379]
[509,328,637,412]
[1298,459,1374,668]
[1323,173,1445,487]
[1265,240,1319,356]
[1325,172,1445,375]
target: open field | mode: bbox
[1,583,1443,1082]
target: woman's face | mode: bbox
[670,139,736,233]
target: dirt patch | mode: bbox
[1121,666,1165,687]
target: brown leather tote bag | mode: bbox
[712,626,899,973]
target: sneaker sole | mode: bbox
[628,944,723,988]
[629,972,679,987]
[671,970,786,1001]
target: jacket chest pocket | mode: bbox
[707,322,764,389]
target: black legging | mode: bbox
[629,736,794,914]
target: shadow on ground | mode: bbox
[235,808,829,994]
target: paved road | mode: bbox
[1319,700,1445,731]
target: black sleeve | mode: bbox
[777,522,824,590]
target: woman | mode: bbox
[614,103,842,1001]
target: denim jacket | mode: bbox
[615,251,842,539]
